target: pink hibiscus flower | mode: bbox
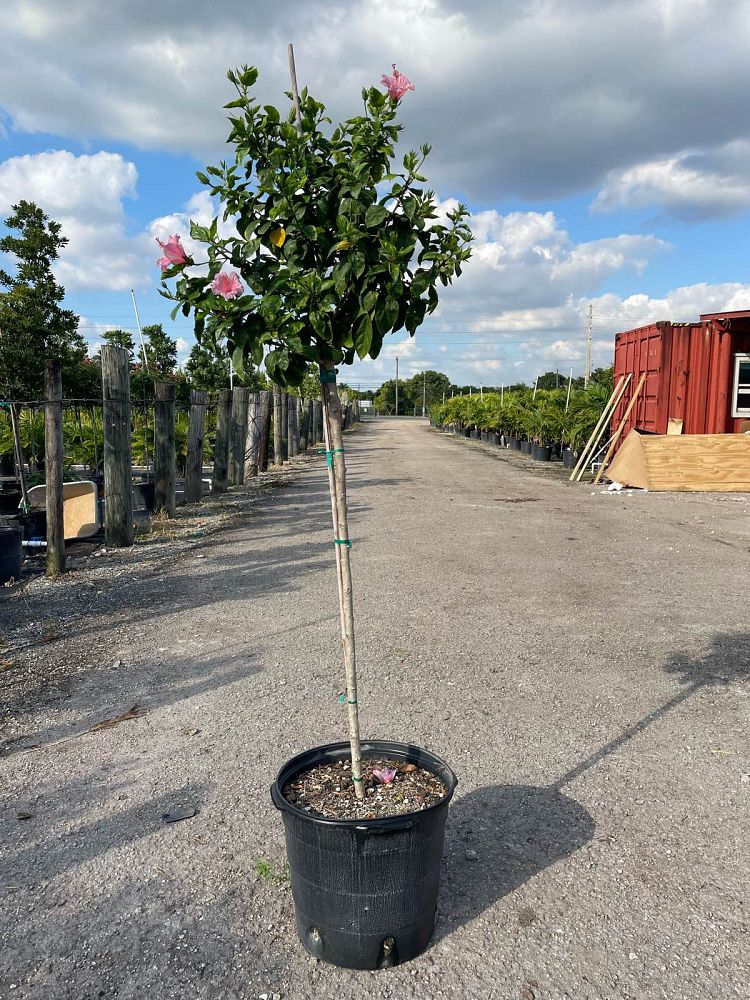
[155,234,190,271]
[381,65,414,102]
[210,271,244,300]
[372,767,397,785]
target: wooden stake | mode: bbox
[593,372,647,484]
[569,375,630,482]
[9,402,30,511]
[44,360,65,577]
[321,366,363,798]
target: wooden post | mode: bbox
[101,346,134,547]
[300,398,312,450]
[244,392,260,479]
[184,389,207,503]
[273,387,283,466]
[44,360,65,576]
[320,365,363,799]
[281,392,288,461]
[229,386,250,485]
[154,382,176,515]
[312,399,322,446]
[569,375,630,482]
[288,395,298,458]
[211,388,231,494]
[257,390,271,472]
[593,373,648,485]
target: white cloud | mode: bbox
[0,149,147,291]
[1,1,749,208]
[594,141,750,219]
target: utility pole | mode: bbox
[480,384,483,400]
[395,357,399,416]
[585,303,593,387]
[422,372,426,416]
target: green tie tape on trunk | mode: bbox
[334,538,352,548]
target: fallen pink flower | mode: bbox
[155,233,190,271]
[210,271,244,300]
[372,767,397,785]
[381,65,414,102]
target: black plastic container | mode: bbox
[534,445,552,461]
[0,525,22,584]
[271,740,457,970]
[520,440,531,454]
[132,482,155,511]
[562,449,576,469]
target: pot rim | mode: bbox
[271,739,458,831]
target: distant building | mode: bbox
[612,310,750,438]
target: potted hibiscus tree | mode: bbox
[160,59,472,970]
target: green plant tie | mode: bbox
[352,776,363,782]
[318,448,344,467]
[334,538,352,548]
[319,369,338,383]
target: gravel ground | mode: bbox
[1,417,748,1000]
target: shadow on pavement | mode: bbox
[437,783,594,939]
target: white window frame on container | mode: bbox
[731,353,750,417]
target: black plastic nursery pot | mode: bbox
[0,525,22,584]
[534,445,552,461]
[520,440,531,454]
[562,449,576,469]
[271,740,458,971]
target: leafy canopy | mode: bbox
[0,200,85,399]
[161,66,472,387]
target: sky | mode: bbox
[1,0,750,391]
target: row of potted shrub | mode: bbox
[429,381,612,467]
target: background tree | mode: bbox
[143,323,178,375]
[101,328,136,363]
[373,378,415,414]
[184,341,230,390]
[0,200,85,399]
[405,369,451,409]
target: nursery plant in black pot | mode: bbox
[161,54,472,970]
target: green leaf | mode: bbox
[375,296,399,335]
[365,204,388,227]
[231,346,246,380]
[353,314,373,359]
[239,66,259,87]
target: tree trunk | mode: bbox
[320,365,363,799]
[44,360,65,577]
[288,396,298,457]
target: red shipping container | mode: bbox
[611,311,750,440]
